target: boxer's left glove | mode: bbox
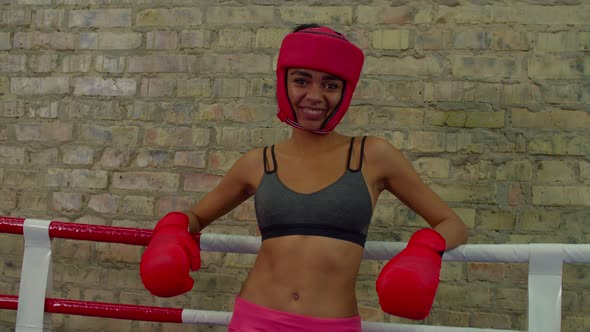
[140,212,201,297]
[376,228,445,320]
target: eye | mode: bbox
[324,82,341,90]
[293,78,308,86]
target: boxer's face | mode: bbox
[286,68,344,131]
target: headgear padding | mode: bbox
[276,27,365,134]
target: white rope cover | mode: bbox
[200,234,590,263]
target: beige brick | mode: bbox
[184,173,222,192]
[358,6,432,25]
[279,6,352,25]
[0,146,25,164]
[11,77,69,95]
[137,8,203,26]
[453,30,492,49]
[52,191,83,212]
[528,135,568,155]
[88,193,120,214]
[80,32,142,50]
[429,110,505,128]
[532,186,590,206]
[71,169,108,189]
[112,171,180,192]
[496,160,532,181]
[567,136,590,156]
[209,6,274,24]
[33,9,64,29]
[385,81,424,103]
[120,195,154,216]
[520,210,560,231]
[495,288,527,310]
[435,284,491,308]
[0,55,26,72]
[445,132,484,153]
[180,29,212,48]
[581,161,590,182]
[372,30,410,50]
[217,29,252,48]
[140,78,176,98]
[536,31,578,52]
[251,127,289,147]
[174,151,207,168]
[146,30,178,50]
[16,122,73,142]
[69,9,131,27]
[413,157,450,178]
[213,78,248,97]
[416,30,452,50]
[369,107,423,129]
[177,78,211,97]
[95,55,125,73]
[535,160,578,184]
[0,8,31,26]
[365,55,444,77]
[19,192,48,211]
[428,309,469,326]
[144,127,210,147]
[208,150,242,171]
[430,183,496,203]
[255,28,290,49]
[529,55,590,79]
[216,127,249,147]
[202,54,271,74]
[73,77,136,97]
[407,131,445,152]
[493,30,532,50]
[512,108,590,130]
[452,55,522,79]
[128,55,200,73]
[470,312,512,329]
[477,210,515,231]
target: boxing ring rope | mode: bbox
[1,217,589,332]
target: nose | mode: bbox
[304,83,323,103]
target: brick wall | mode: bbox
[0,1,589,331]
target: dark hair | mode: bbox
[292,23,321,32]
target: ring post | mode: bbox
[16,219,53,332]
[528,244,564,332]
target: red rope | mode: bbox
[0,216,154,246]
[0,294,183,323]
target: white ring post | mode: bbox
[16,219,53,332]
[528,244,564,332]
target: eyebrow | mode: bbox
[290,70,342,81]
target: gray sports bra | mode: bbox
[254,137,373,247]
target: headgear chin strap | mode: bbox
[276,27,365,134]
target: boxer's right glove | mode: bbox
[376,228,446,320]
[140,212,201,297]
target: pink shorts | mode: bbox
[228,296,362,332]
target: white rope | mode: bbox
[200,234,590,263]
[179,309,521,331]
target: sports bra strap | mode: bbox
[347,136,367,172]
[262,145,278,174]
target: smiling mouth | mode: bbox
[298,107,327,120]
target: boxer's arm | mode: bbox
[366,137,468,249]
[184,148,263,233]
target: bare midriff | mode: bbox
[238,235,364,318]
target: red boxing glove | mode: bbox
[140,212,201,297]
[376,228,446,320]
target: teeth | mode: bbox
[301,107,324,113]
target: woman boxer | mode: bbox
[140,24,469,331]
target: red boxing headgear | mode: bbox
[276,27,365,134]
